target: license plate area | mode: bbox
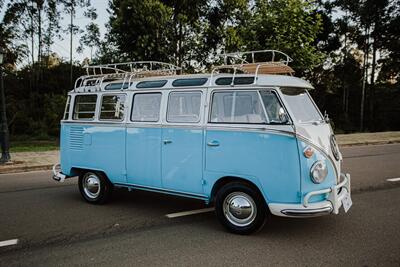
[342,192,352,213]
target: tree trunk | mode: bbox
[30,7,35,92]
[178,22,183,68]
[37,0,43,83]
[342,26,348,114]
[360,26,370,132]
[369,40,377,131]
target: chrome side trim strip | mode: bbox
[206,125,295,137]
[62,121,126,127]
[61,121,296,137]
[114,183,208,201]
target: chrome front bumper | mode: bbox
[52,163,67,182]
[269,173,351,218]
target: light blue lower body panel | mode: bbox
[61,123,126,183]
[126,127,162,188]
[161,128,204,194]
[204,130,301,204]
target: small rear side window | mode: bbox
[73,95,97,120]
[105,83,130,90]
[172,78,207,87]
[100,94,126,120]
[136,80,167,89]
[215,77,255,85]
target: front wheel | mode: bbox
[215,182,268,234]
[78,171,113,204]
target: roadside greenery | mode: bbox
[0,0,399,141]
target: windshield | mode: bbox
[280,87,322,123]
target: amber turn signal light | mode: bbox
[303,147,314,158]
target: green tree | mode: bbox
[108,0,173,62]
[59,0,91,86]
[77,7,100,61]
[242,0,324,73]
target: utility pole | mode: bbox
[70,1,74,88]
[0,48,11,163]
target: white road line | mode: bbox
[166,207,215,218]
[387,177,400,182]
[0,239,19,248]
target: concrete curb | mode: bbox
[338,140,400,147]
[0,164,53,174]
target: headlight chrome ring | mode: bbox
[310,160,328,184]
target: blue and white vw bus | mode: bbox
[53,51,352,234]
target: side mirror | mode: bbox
[324,110,330,124]
[278,107,289,124]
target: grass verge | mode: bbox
[10,140,59,153]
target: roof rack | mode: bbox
[210,50,294,86]
[74,61,181,92]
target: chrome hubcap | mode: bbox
[223,192,257,227]
[83,173,100,199]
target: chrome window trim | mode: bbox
[257,90,270,123]
[63,96,71,120]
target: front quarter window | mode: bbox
[259,90,288,124]
[280,87,322,123]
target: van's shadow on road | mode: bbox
[60,185,337,238]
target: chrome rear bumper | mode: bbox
[52,163,67,182]
[269,173,351,218]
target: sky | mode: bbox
[1,1,110,63]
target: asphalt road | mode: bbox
[1,144,400,266]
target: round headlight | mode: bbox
[310,160,328,184]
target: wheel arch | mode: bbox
[210,176,268,205]
[71,167,111,183]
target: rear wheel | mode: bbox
[215,182,267,234]
[78,171,113,204]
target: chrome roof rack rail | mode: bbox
[209,50,294,86]
[74,61,182,92]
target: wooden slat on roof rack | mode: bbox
[217,63,294,75]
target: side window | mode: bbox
[167,91,202,123]
[63,96,71,120]
[259,90,286,124]
[73,95,97,120]
[131,93,162,122]
[100,94,126,120]
[210,91,267,124]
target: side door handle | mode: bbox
[163,139,172,145]
[207,140,220,147]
